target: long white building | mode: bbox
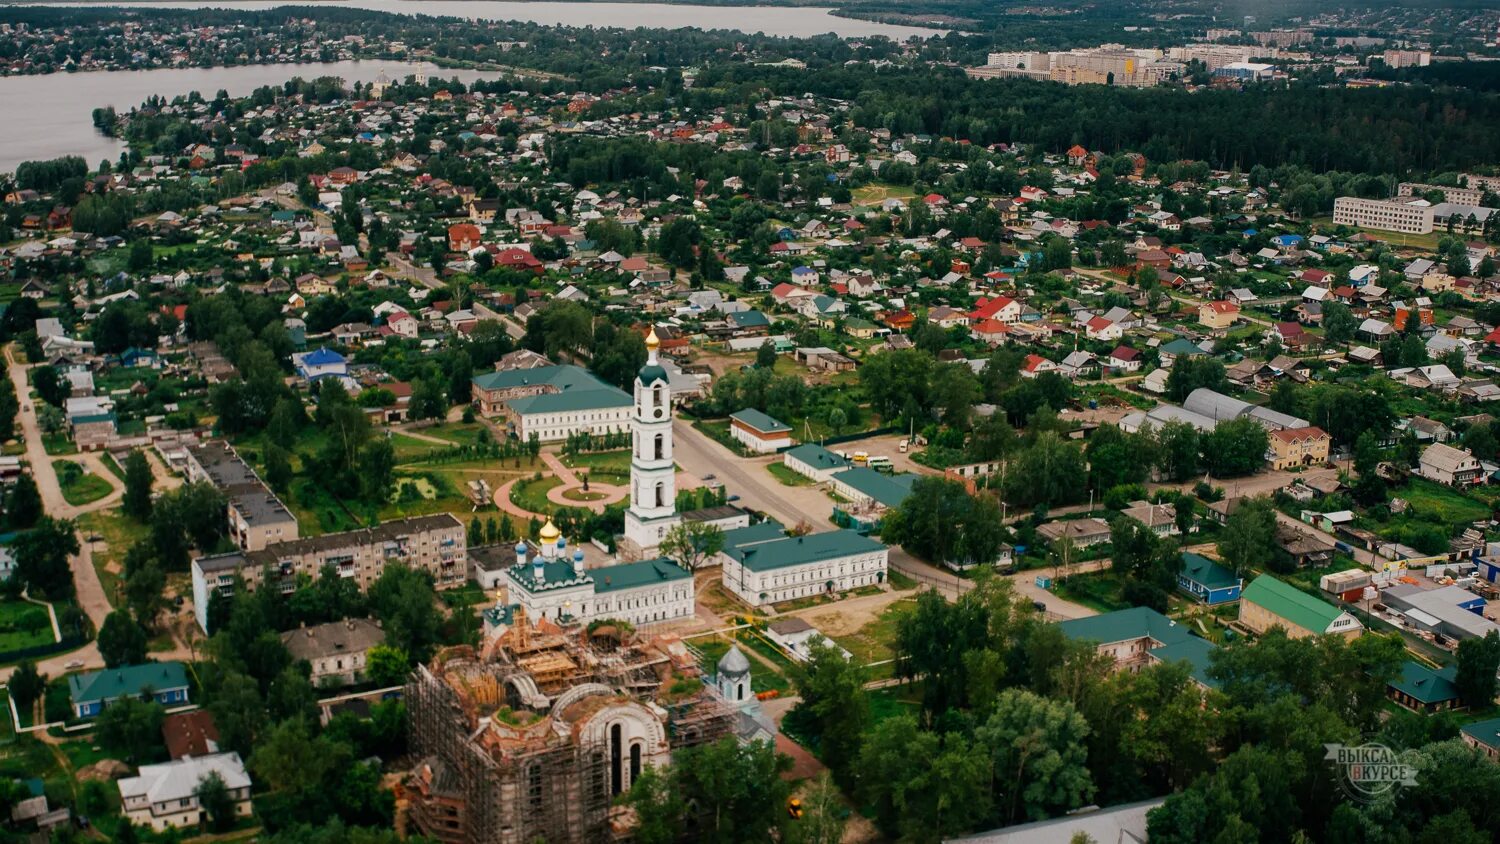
[1333,196,1435,234]
[719,524,889,607]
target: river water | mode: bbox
[1,2,943,173]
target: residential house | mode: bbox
[1021,354,1059,379]
[1058,607,1218,689]
[118,753,252,832]
[1387,662,1461,713]
[1177,553,1243,605]
[1198,301,1241,330]
[1037,517,1112,548]
[1417,443,1484,487]
[1108,346,1142,373]
[69,662,191,718]
[1267,426,1331,470]
[1461,717,1500,761]
[280,618,386,687]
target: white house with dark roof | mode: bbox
[118,753,252,831]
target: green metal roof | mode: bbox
[784,444,850,471]
[508,559,594,594]
[1178,552,1241,591]
[726,529,886,573]
[1058,606,1194,648]
[1389,661,1459,704]
[833,467,918,508]
[1461,716,1500,750]
[729,310,770,328]
[472,364,632,416]
[637,364,669,386]
[592,558,691,592]
[1148,636,1221,689]
[731,408,791,433]
[1241,574,1346,634]
[722,520,788,552]
[68,661,189,705]
[1161,338,1208,356]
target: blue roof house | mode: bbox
[292,347,348,382]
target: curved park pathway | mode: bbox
[492,452,630,518]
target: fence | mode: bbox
[0,635,87,666]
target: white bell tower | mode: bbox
[622,328,680,559]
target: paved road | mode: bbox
[669,421,1098,617]
[384,250,444,291]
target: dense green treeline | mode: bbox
[693,62,1500,174]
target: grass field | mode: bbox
[0,601,54,653]
[1394,478,1491,528]
[851,183,917,207]
[829,599,917,667]
[510,476,564,515]
[76,510,150,609]
[42,433,77,456]
[1052,571,1133,615]
[55,461,113,507]
[766,462,812,487]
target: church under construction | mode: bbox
[400,610,738,844]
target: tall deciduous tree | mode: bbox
[98,610,149,667]
[1217,496,1278,576]
[1455,630,1500,708]
[660,521,726,572]
[97,696,166,762]
[976,688,1095,824]
[121,450,154,521]
[788,638,869,781]
[14,516,80,599]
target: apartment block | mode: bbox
[191,513,466,631]
[1332,196,1435,234]
[185,441,299,551]
[1397,182,1484,206]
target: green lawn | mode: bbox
[0,601,54,653]
[99,453,127,481]
[510,476,564,515]
[390,432,447,462]
[1052,571,1133,615]
[767,462,813,487]
[76,510,150,610]
[55,461,113,507]
[830,599,917,668]
[561,449,632,475]
[289,478,363,535]
[1394,478,1491,528]
[42,433,77,456]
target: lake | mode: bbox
[1,2,944,173]
[0,61,515,173]
[24,0,945,39]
